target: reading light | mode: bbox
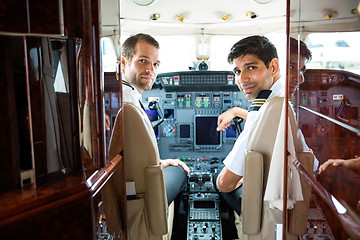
[325,10,338,19]
[177,15,186,22]
[246,11,259,19]
[220,14,231,22]
[149,13,160,20]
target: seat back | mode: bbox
[241,97,313,240]
[104,102,169,240]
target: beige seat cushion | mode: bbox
[103,102,172,240]
[242,97,314,240]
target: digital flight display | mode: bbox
[195,116,220,145]
[180,124,190,138]
[194,200,215,209]
[145,109,158,121]
[225,124,237,138]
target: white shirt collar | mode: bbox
[123,79,142,101]
[269,77,285,99]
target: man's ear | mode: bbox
[121,55,127,74]
[121,55,126,67]
[270,58,280,77]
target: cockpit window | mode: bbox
[120,33,286,74]
[335,40,349,47]
[101,37,118,72]
[306,32,360,75]
[306,41,324,48]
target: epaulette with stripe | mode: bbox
[248,90,272,112]
[122,80,134,90]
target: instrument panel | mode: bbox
[142,71,250,240]
[142,71,250,161]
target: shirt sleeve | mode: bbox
[223,111,258,176]
[223,129,251,176]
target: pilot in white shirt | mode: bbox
[223,79,285,176]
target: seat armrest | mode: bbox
[144,164,168,235]
[242,151,264,234]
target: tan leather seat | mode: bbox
[103,102,173,240]
[241,97,314,240]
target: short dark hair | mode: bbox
[227,35,278,68]
[289,37,312,62]
[122,33,160,60]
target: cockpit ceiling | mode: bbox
[101,0,360,36]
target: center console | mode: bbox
[142,71,250,240]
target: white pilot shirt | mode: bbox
[122,79,143,110]
[223,79,286,176]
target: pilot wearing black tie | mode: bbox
[120,33,189,205]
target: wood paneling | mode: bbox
[28,0,63,34]
[0,173,93,239]
[0,0,28,33]
[0,36,23,193]
[0,0,126,238]
[298,69,360,239]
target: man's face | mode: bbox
[233,54,277,101]
[289,53,306,98]
[122,40,160,93]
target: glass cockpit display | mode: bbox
[195,116,220,146]
[142,71,250,159]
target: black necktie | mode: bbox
[122,80,145,111]
[139,100,146,111]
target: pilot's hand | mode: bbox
[217,109,235,131]
[236,177,243,189]
[161,159,190,175]
[319,158,346,174]
[217,107,248,131]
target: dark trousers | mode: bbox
[212,169,243,216]
[164,165,187,205]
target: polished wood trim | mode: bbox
[28,0,63,35]
[0,36,23,193]
[298,68,360,238]
[0,185,93,239]
[283,1,291,238]
[0,0,126,238]
[300,106,360,135]
[0,0,28,33]
[0,172,89,222]
[87,154,123,195]
[63,0,84,37]
[292,158,360,239]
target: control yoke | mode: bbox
[233,117,244,135]
[148,100,164,130]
